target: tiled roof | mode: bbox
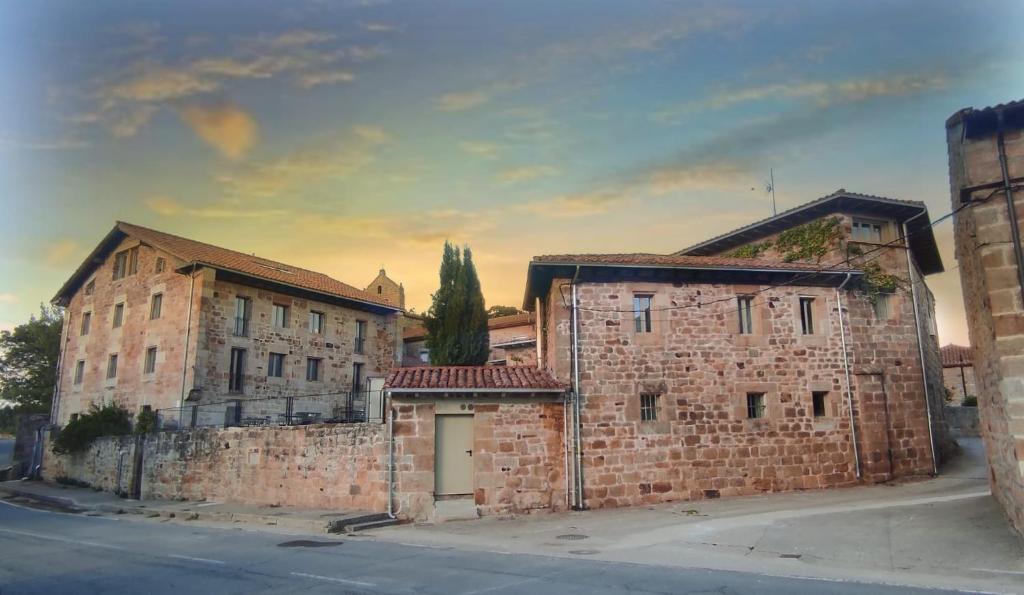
[488,312,535,330]
[941,344,973,367]
[385,366,567,392]
[532,253,858,272]
[54,221,398,310]
[403,322,427,341]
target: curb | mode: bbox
[0,485,86,512]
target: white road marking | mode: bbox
[290,571,376,587]
[970,567,1024,576]
[0,526,125,551]
[168,554,226,565]
[0,497,115,520]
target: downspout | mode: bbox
[179,264,199,421]
[996,109,1024,306]
[386,400,396,519]
[569,266,585,510]
[904,222,938,475]
[835,273,861,480]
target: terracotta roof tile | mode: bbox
[385,366,566,392]
[941,344,973,367]
[532,253,857,273]
[117,222,397,309]
[403,322,427,341]
[488,312,534,330]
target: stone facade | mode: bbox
[943,364,977,405]
[365,268,405,309]
[487,315,537,366]
[947,101,1024,535]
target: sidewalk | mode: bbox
[367,438,1024,594]
[0,479,393,534]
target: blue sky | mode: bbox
[1,0,1023,343]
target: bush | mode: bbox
[52,403,132,454]
[135,407,157,434]
[962,395,978,407]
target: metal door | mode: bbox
[434,414,474,495]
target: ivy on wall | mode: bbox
[727,216,842,263]
[859,262,905,305]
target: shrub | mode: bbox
[135,407,157,434]
[962,395,978,407]
[52,403,132,454]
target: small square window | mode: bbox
[268,352,285,378]
[106,354,119,380]
[640,393,659,421]
[309,311,325,334]
[812,391,828,417]
[73,360,85,385]
[852,219,884,243]
[746,392,766,419]
[634,295,653,333]
[155,257,166,273]
[150,293,163,320]
[84,279,95,296]
[737,296,754,334]
[80,312,92,336]
[799,297,814,335]
[112,303,125,328]
[272,304,289,328]
[144,347,157,375]
[306,357,322,382]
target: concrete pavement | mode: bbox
[0,496,966,594]
[367,438,1024,594]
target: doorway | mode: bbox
[434,414,474,496]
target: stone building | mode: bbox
[941,344,976,405]
[51,222,403,427]
[365,268,405,309]
[946,99,1024,535]
[402,312,538,367]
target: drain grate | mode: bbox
[556,534,588,541]
[277,540,344,548]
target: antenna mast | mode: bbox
[768,168,777,216]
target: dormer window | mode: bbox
[852,219,885,243]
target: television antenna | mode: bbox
[766,168,776,216]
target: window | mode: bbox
[229,348,245,393]
[355,320,367,353]
[419,349,429,363]
[150,293,163,320]
[155,257,166,273]
[106,354,118,380]
[268,352,285,378]
[852,219,884,243]
[633,295,653,333]
[80,312,92,336]
[352,362,364,393]
[272,304,289,328]
[84,279,95,296]
[112,247,139,280]
[746,392,766,419]
[737,296,754,334]
[234,297,251,336]
[873,294,891,320]
[812,391,828,417]
[306,358,322,382]
[144,347,157,374]
[74,360,85,385]
[112,303,125,328]
[640,393,659,422]
[799,297,814,335]
[377,285,382,294]
[309,311,325,334]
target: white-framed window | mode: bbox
[737,296,754,334]
[309,311,325,334]
[106,354,118,380]
[80,312,92,336]
[852,219,885,243]
[272,304,289,328]
[112,303,125,328]
[799,297,814,335]
[634,295,653,333]
[144,346,157,374]
[268,352,285,378]
[74,360,85,385]
[150,293,163,320]
[640,393,659,422]
[306,358,322,382]
[746,392,766,419]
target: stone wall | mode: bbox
[945,406,981,438]
[947,108,1024,535]
[943,365,977,405]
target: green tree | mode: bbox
[486,305,522,318]
[0,305,63,415]
[424,242,490,365]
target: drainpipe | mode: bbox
[996,109,1024,306]
[904,222,938,475]
[179,264,199,423]
[386,400,397,519]
[569,266,585,510]
[835,273,861,480]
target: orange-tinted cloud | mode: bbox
[177,102,259,159]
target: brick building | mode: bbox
[941,344,976,405]
[947,99,1024,535]
[51,222,403,428]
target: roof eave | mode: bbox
[51,225,126,306]
[386,387,567,394]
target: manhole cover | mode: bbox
[569,549,600,555]
[556,534,588,541]
[277,540,344,548]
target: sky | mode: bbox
[1,0,1022,345]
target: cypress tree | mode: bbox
[424,242,490,365]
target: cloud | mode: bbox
[268,30,335,47]
[45,239,80,266]
[360,22,403,33]
[352,125,391,145]
[435,91,490,112]
[0,293,18,305]
[108,67,219,102]
[298,70,355,89]
[498,165,560,183]
[218,147,373,198]
[516,192,624,218]
[145,196,288,219]
[0,135,88,151]
[176,102,258,159]
[459,141,502,159]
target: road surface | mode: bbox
[0,498,965,595]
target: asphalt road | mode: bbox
[0,499,965,595]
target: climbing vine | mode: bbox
[859,262,905,305]
[727,216,842,263]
